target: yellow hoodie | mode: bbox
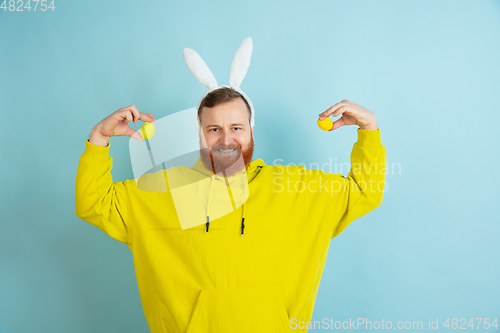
[75,128,386,332]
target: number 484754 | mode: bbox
[1,0,55,11]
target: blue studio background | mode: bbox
[1,0,499,332]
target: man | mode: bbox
[75,85,386,332]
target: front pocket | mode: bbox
[186,285,292,333]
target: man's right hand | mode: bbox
[89,105,157,147]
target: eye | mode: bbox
[209,128,219,132]
[233,127,241,130]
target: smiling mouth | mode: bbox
[215,148,237,153]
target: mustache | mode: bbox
[210,144,241,151]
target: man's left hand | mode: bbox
[318,99,378,131]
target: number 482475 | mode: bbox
[1,0,55,11]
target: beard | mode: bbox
[200,136,255,177]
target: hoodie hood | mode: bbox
[190,156,266,183]
[190,157,266,235]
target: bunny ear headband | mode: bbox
[182,36,255,129]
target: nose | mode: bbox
[220,129,232,146]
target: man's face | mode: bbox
[199,97,254,177]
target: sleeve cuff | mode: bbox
[355,128,382,148]
[81,139,111,164]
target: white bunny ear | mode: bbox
[229,37,253,88]
[182,47,218,90]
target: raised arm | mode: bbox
[74,105,156,244]
[318,100,387,240]
[330,128,386,239]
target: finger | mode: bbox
[125,105,156,123]
[116,108,134,123]
[126,110,133,123]
[138,112,156,123]
[124,126,145,142]
[329,117,346,131]
[330,105,349,118]
[318,102,345,120]
[126,105,141,124]
[319,102,343,119]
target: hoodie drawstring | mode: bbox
[206,166,249,236]
[206,176,214,233]
[241,200,246,236]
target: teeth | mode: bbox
[218,149,236,152]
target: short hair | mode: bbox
[197,87,251,127]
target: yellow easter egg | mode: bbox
[140,122,155,140]
[317,117,333,131]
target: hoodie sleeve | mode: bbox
[75,140,132,244]
[330,128,387,240]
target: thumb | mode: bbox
[124,126,145,142]
[329,117,345,131]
